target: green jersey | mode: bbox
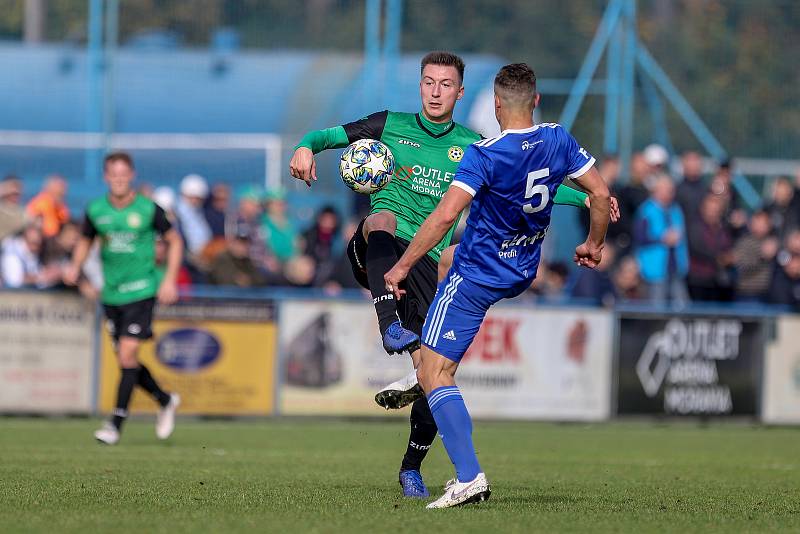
[340,111,479,261]
[297,110,589,262]
[82,194,172,306]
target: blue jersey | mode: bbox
[450,123,595,288]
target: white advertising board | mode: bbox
[763,315,800,424]
[279,300,612,421]
[0,291,95,413]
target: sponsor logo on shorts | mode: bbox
[127,324,142,335]
[443,330,457,341]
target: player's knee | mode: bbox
[416,363,439,394]
[364,211,396,237]
[117,338,140,368]
[438,245,457,282]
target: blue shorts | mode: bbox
[421,269,529,362]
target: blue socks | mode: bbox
[427,386,481,483]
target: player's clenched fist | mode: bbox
[574,241,603,269]
[289,147,317,187]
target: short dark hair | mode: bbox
[420,51,465,82]
[494,63,537,108]
[104,151,134,170]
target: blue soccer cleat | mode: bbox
[382,321,420,355]
[399,469,430,498]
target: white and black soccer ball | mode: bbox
[339,139,395,194]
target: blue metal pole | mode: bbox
[639,68,673,154]
[559,0,624,130]
[103,0,119,141]
[85,0,103,183]
[364,0,381,110]
[636,45,760,208]
[383,0,403,110]
[603,23,622,155]
[618,0,636,179]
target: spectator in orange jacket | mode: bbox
[26,174,69,238]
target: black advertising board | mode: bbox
[616,314,763,416]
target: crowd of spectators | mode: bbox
[565,146,800,308]
[3,148,800,309]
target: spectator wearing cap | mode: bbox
[0,175,26,241]
[207,222,268,287]
[734,210,778,303]
[175,174,212,256]
[26,174,69,238]
[675,150,708,220]
[643,143,670,181]
[634,175,689,305]
[261,188,299,264]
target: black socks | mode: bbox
[138,364,171,407]
[366,230,400,335]
[112,367,140,431]
[401,397,438,472]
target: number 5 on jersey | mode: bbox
[523,168,549,214]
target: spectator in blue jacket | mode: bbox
[634,175,689,305]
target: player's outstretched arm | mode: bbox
[571,166,610,269]
[290,126,351,187]
[384,186,473,299]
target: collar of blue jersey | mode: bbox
[416,113,455,138]
[500,125,539,134]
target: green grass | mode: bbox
[1,418,798,533]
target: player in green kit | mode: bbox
[64,152,183,445]
[289,52,596,497]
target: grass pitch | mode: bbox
[0,418,798,533]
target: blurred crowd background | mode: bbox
[1,0,798,308]
[3,146,800,309]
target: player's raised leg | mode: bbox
[362,211,420,354]
[375,244,458,409]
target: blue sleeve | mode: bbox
[450,144,488,197]
[558,126,596,179]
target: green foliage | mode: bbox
[0,0,796,157]
[1,418,799,532]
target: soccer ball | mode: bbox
[339,139,395,194]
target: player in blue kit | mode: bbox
[384,63,611,508]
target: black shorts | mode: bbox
[346,218,438,336]
[102,297,156,342]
